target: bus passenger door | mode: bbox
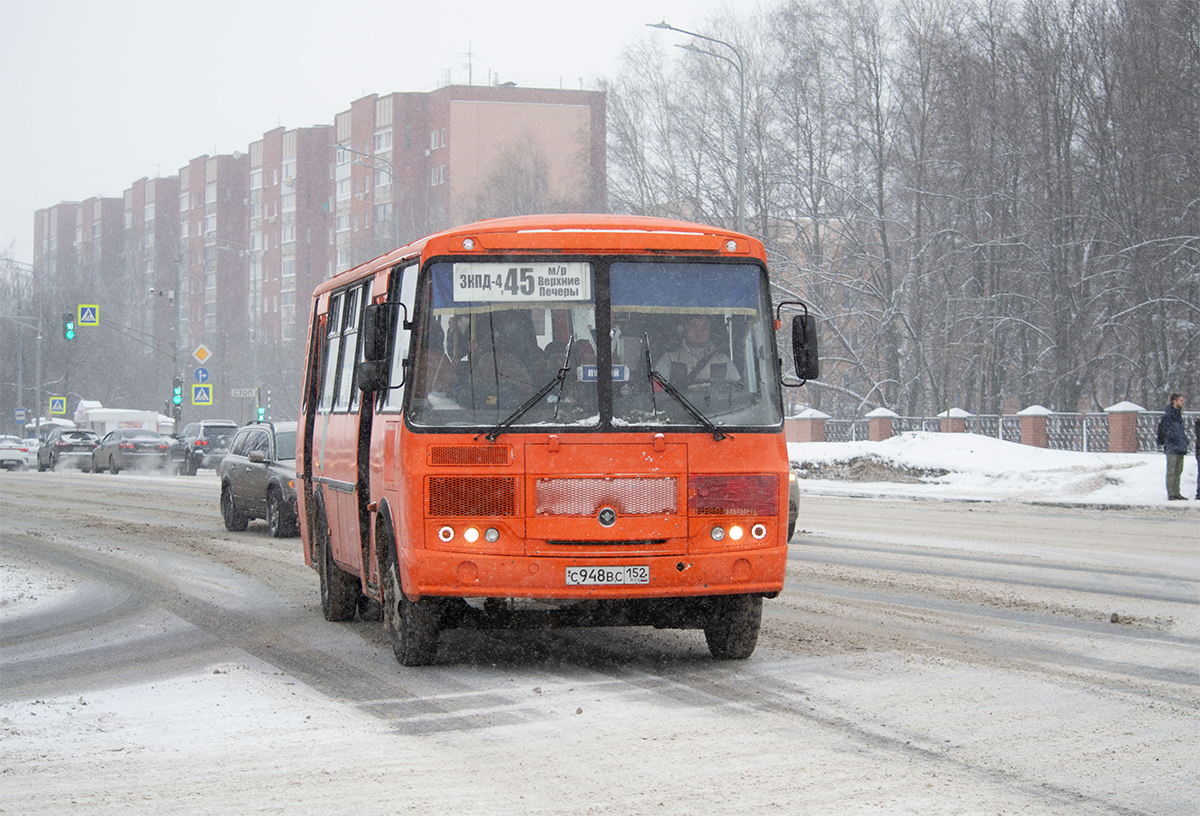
[365,263,417,589]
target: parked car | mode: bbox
[90,428,172,473]
[217,421,298,538]
[172,419,238,475]
[37,428,100,471]
[0,435,35,471]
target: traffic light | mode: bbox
[62,313,76,340]
[172,377,183,406]
[257,404,266,421]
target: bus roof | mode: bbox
[312,214,766,299]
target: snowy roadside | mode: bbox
[790,431,1200,508]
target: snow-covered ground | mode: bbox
[2,433,1197,814]
[790,431,1200,507]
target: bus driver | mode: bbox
[653,315,741,388]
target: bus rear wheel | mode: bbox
[382,541,440,666]
[703,594,762,660]
[317,511,359,621]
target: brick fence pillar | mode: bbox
[866,407,898,441]
[938,408,969,433]
[1018,405,1052,448]
[785,408,830,443]
[1104,401,1145,453]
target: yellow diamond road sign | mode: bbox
[193,344,212,365]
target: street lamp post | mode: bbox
[647,20,747,234]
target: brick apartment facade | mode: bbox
[249,125,334,414]
[178,153,249,417]
[333,85,606,274]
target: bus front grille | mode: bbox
[535,476,678,516]
[428,476,518,517]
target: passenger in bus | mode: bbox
[653,315,741,388]
[451,311,537,408]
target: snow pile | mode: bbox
[789,431,1199,507]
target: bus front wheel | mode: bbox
[382,541,440,666]
[704,594,762,660]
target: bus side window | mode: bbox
[346,281,372,413]
[319,294,343,413]
[383,264,417,411]
[336,286,362,411]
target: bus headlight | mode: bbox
[438,526,455,542]
[710,526,726,541]
[464,527,480,543]
[729,525,744,541]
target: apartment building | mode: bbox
[333,85,606,273]
[178,153,249,410]
[249,125,334,409]
[125,177,181,364]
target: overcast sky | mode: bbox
[0,0,736,265]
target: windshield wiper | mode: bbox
[643,333,727,441]
[481,340,575,442]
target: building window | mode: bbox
[205,214,216,234]
[250,169,262,190]
[144,232,155,248]
[374,129,392,152]
[144,202,155,222]
[430,130,438,150]
[440,128,446,147]
[335,214,350,233]
[431,167,438,186]
[335,178,351,200]
[281,194,296,213]
[205,184,217,205]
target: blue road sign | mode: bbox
[194,367,210,383]
[192,384,213,406]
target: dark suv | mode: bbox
[173,420,238,475]
[37,428,100,471]
[216,421,298,538]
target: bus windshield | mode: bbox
[406,259,782,431]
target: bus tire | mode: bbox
[382,540,440,666]
[704,594,762,660]
[317,512,359,622]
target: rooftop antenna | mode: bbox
[459,41,474,85]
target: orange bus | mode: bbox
[298,214,818,665]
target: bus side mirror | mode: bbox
[357,360,389,393]
[792,313,820,381]
[361,303,389,363]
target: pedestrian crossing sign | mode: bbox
[49,396,66,415]
[78,304,99,326]
[192,384,213,406]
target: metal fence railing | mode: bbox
[796,410,1198,454]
